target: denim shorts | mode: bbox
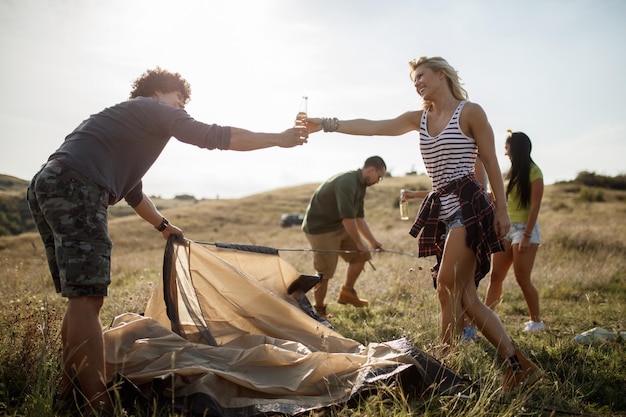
[506,222,541,245]
[441,209,464,238]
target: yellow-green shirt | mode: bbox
[506,163,542,223]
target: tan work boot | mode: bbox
[337,286,369,307]
[314,305,331,319]
[502,348,543,393]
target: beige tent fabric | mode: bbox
[105,313,416,412]
[104,239,464,416]
[144,240,356,350]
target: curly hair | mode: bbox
[408,57,468,109]
[129,67,191,103]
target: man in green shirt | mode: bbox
[302,156,386,319]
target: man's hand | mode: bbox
[160,222,184,240]
[279,127,308,148]
[371,241,384,252]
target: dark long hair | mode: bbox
[505,131,535,209]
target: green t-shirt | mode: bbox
[506,163,543,223]
[302,169,366,234]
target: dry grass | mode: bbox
[0,175,625,416]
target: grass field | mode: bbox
[0,175,624,416]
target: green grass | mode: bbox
[0,175,625,416]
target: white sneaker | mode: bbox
[523,320,545,332]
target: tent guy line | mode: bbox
[191,240,425,273]
[192,240,422,259]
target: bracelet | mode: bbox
[155,217,169,232]
[523,232,532,238]
[321,117,340,132]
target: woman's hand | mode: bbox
[518,235,531,252]
[495,208,510,239]
[304,117,323,134]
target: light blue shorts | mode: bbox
[506,222,541,245]
[442,209,464,237]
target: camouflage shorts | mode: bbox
[27,165,112,297]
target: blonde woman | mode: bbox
[306,56,541,392]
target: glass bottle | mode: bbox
[399,189,409,220]
[295,96,308,129]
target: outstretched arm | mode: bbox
[228,127,308,151]
[401,189,430,200]
[306,111,421,136]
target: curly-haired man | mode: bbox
[27,67,308,415]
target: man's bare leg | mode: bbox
[64,296,113,414]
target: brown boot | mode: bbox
[337,286,369,307]
[314,305,331,319]
[502,348,543,393]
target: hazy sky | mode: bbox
[1,0,624,199]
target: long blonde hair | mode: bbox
[409,56,468,109]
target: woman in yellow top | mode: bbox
[485,131,544,332]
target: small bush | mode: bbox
[578,187,605,202]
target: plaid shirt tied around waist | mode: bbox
[409,175,505,283]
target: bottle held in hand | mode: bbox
[295,96,308,137]
[399,189,409,220]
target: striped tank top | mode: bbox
[420,100,478,219]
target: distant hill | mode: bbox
[0,173,204,236]
[0,175,32,236]
[1,170,624,237]
[0,174,29,194]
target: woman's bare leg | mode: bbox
[439,228,516,360]
[485,241,513,309]
[512,243,541,322]
[437,228,479,346]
